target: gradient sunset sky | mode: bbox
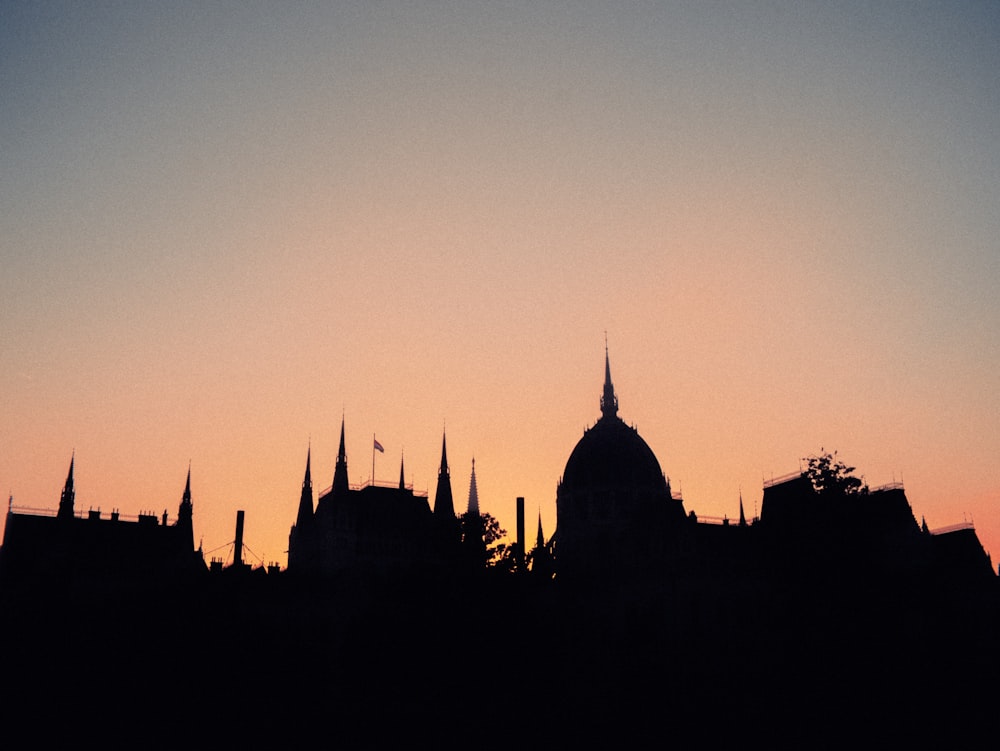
[2,2,998,569]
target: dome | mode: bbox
[559,416,668,496]
[554,347,685,577]
[558,346,668,497]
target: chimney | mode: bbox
[515,497,525,570]
[234,510,245,568]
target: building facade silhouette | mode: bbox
[287,418,464,577]
[1,456,204,583]
[552,348,995,587]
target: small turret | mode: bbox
[176,464,194,549]
[459,458,487,569]
[58,453,75,520]
[600,341,618,420]
[466,457,480,516]
[434,432,455,518]
[332,417,350,497]
[295,446,314,528]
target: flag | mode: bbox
[374,438,384,453]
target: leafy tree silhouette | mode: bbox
[803,449,866,497]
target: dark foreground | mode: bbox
[2,568,998,747]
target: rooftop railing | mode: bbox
[693,514,759,526]
[929,522,976,535]
[870,481,905,492]
[762,470,805,489]
[317,480,428,498]
[8,506,173,524]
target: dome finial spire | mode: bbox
[600,336,618,419]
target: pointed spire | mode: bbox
[182,463,192,507]
[332,416,349,496]
[739,490,746,527]
[535,511,545,549]
[466,458,480,516]
[58,452,76,519]
[398,452,406,490]
[434,430,455,518]
[600,339,618,419]
[296,444,314,528]
[176,464,194,546]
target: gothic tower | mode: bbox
[433,431,461,560]
[601,343,618,419]
[467,458,480,516]
[57,453,75,520]
[460,458,487,569]
[332,417,350,497]
[288,445,317,571]
[531,510,554,578]
[433,432,455,518]
[296,445,314,529]
[176,464,194,550]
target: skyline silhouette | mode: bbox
[2,4,998,587]
[2,351,997,745]
[5,345,994,575]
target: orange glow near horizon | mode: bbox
[2,4,999,570]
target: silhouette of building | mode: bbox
[1,350,998,746]
[530,509,554,578]
[287,418,459,577]
[0,456,204,583]
[553,345,687,577]
[459,458,487,569]
[551,347,995,587]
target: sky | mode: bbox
[2,2,998,570]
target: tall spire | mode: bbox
[536,511,545,549]
[739,490,747,527]
[332,416,349,496]
[296,445,314,528]
[600,339,618,419]
[176,463,194,548]
[434,431,454,518]
[398,452,406,490]
[466,457,480,516]
[182,463,192,508]
[58,452,75,520]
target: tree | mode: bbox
[461,513,514,569]
[480,512,514,569]
[803,449,865,497]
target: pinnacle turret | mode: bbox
[332,417,350,496]
[176,464,194,548]
[434,432,454,518]
[466,458,480,516]
[181,464,192,509]
[296,445,314,528]
[600,343,618,420]
[58,453,75,520]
